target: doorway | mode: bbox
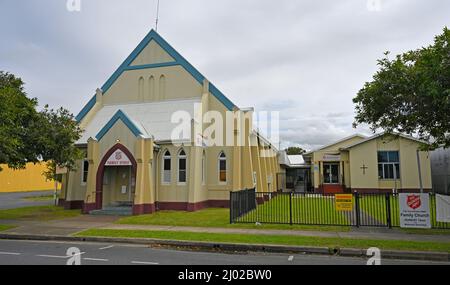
[323,163,339,184]
[102,166,135,208]
[95,143,137,210]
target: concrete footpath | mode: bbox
[1,215,450,243]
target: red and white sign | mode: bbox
[105,150,132,166]
[407,195,421,210]
[399,193,431,228]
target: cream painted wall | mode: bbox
[66,159,87,201]
[398,137,432,189]
[98,120,137,160]
[348,140,379,189]
[348,136,432,190]
[102,66,202,105]
[130,40,175,66]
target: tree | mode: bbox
[285,146,306,155]
[35,106,83,180]
[0,71,40,170]
[353,27,450,150]
[0,71,82,177]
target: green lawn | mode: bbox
[238,195,349,225]
[0,224,15,232]
[76,228,450,253]
[117,208,350,232]
[0,206,80,221]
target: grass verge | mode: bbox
[0,206,80,221]
[117,208,350,232]
[76,229,450,253]
[22,195,55,202]
[0,224,15,232]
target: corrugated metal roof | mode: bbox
[288,155,306,166]
[77,98,200,144]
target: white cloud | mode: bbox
[0,0,449,148]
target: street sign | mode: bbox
[335,194,353,212]
[399,193,431,228]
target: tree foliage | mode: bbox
[285,146,306,155]
[353,27,450,150]
[0,71,82,177]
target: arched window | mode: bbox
[159,75,166,100]
[218,151,227,183]
[162,150,171,184]
[178,149,187,184]
[148,76,155,101]
[138,76,144,101]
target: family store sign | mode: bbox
[105,150,132,166]
[399,193,431,228]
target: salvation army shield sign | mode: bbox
[399,193,431,228]
[406,195,421,210]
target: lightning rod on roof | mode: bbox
[155,0,160,31]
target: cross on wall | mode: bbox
[360,164,368,175]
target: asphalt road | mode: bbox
[0,239,448,265]
[0,191,56,210]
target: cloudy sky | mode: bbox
[1,0,449,151]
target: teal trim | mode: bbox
[76,29,237,123]
[124,61,179,71]
[95,110,143,141]
[75,95,96,122]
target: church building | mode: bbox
[59,29,280,215]
[302,133,432,194]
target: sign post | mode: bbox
[399,193,431,228]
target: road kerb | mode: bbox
[0,233,448,262]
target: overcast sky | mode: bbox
[1,0,449,151]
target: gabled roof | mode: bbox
[340,132,429,150]
[76,29,237,122]
[303,134,367,155]
[96,109,144,141]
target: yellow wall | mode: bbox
[0,163,57,193]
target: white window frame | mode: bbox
[81,159,89,186]
[162,150,171,184]
[177,149,187,185]
[218,151,227,185]
[377,151,400,180]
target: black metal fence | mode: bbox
[229,188,257,223]
[230,190,450,229]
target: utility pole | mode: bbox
[416,149,424,193]
[155,0,160,31]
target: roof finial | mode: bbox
[155,0,160,32]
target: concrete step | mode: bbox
[89,207,132,216]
